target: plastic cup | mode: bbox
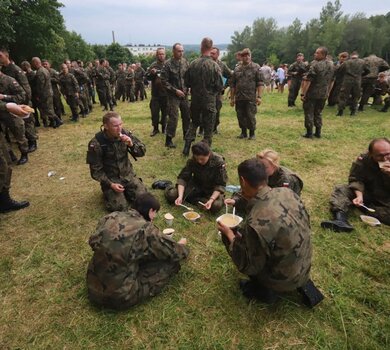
[164,213,174,226]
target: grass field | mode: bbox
[1,91,389,349]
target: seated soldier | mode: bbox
[86,193,189,310]
[86,112,147,212]
[165,142,227,214]
[218,159,323,307]
[321,138,390,231]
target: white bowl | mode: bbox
[162,228,175,237]
[216,213,243,228]
[360,215,381,227]
[183,211,200,221]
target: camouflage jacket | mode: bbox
[86,130,146,188]
[146,61,167,97]
[287,61,308,80]
[338,57,369,83]
[116,69,127,84]
[95,66,110,87]
[107,66,116,84]
[87,210,189,308]
[177,152,227,194]
[230,61,264,101]
[348,153,390,205]
[363,55,390,80]
[268,166,304,196]
[125,71,135,85]
[59,72,79,96]
[48,68,61,96]
[35,66,53,100]
[161,58,189,97]
[1,63,32,103]
[304,59,334,99]
[0,74,26,104]
[227,186,312,292]
[70,67,89,86]
[184,55,222,104]
[134,67,145,83]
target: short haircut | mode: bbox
[297,53,304,57]
[102,111,121,125]
[133,193,160,221]
[201,37,213,51]
[191,142,210,156]
[156,47,165,53]
[211,47,220,54]
[318,46,328,57]
[238,158,268,188]
[339,52,349,59]
[20,61,31,69]
[368,138,390,154]
[0,48,9,56]
[99,58,105,65]
[172,43,182,51]
[257,149,280,167]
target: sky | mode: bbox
[60,0,389,45]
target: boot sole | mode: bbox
[320,221,354,233]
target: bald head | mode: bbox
[31,57,42,69]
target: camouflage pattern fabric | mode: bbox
[59,72,80,117]
[268,166,304,196]
[0,102,12,191]
[1,63,32,103]
[287,61,308,105]
[35,67,56,123]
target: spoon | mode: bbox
[178,203,193,211]
[198,201,206,207]
[360,204,375,213]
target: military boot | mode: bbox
[314,127,321,138]
[248,129,256,140]
[0,190,30,213]
[320,211,354,233]
[8,149,17,162]
[350,109,357,116]
[182,141,191,157]
[381,106,389,113]
[28,140,37,153]
[150,128,159,137]
[336,109,343,116]
[17,152,28,165]
[53,116,63,128]
[358,104,364,112]
[302,128,313,139]
[165,135,176,149]
[237,129,247,139]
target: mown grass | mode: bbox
[1,91,389,349]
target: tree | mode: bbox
[105,43,133,66]
[91,44,107,60]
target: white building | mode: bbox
[125,44,164,56]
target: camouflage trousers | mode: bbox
[166,95,190,139]
[53,88,63,118]
[214,95,223,131]
[87,260,180,310]
[101,177,147,212]
[360,78,376,107]
[135,82,145,101]
[79,85,90,113]
[150,96,168,130]
[330,184,390,225]
[125,83,135,102]
[338,81,361,111]
[37,96,57,124]
[0,112,28,153]
[328,81,342,106]
[0,132,12,191]
[288,78,302,105]
[235,100,257,131]
[115,82,126,101]
[65,95,80,118]
[24,114,38,142]
[96,84,110,109]
[165,182,224,214]
[303,98,325,130]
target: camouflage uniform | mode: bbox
[70,67,89,115]
[87,209,189,310]
[0,74,28,154]
[125,70,135,102]
[359,55,389,110]
[161,57,190,139]
[115,69,126,102]
[107,65,116,105]
[337,57,369,113]
[327,62,344,106]
[184,56,223,146]
[329,153,390,225]
[302,59,334,132]
[372,79,389,105]
[214,60,232,132]
[59,71,80,120]
[230,61,263,135]
[134,66,146,101]
[0,101,13,191]
[146,61,168,132]
[35,66,57,125]
[287,61,308,106]
[95,66,112,110]
[47,67,63,119]
[86,66,96,104]
[165,152,227,213]
[86,129,147,212]
[223,186,312,292]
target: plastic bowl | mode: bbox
[216,213,243,228]
[360,215,381,227]
[183,211,200,221]
[162,228,175,237]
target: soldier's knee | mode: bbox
[210,197,224,214]
[165,186,178,204]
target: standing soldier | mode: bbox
[328,52,349,107]
[161,43,190,148]
[31,57,62,128]
[287,53,308,107]
[115,63,126,102]
[230,48,264,140]
[125,65,135,102]
[20,61,40,127]
[134,63,146,101]
[86,62,96,105]
[182,37,223,156]
[300,47,334,139]
[94,59,113,111]
[146,48,168,136]
[42,60,63,121]
[59,64,80,122]
[359,54,389,111]
[70,61,89,117]
[106,60,116,106]
[210,47,233,134]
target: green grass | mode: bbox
[1,91,389,349]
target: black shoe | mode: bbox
[350,110,357,116]
[55,118,63,127]
[165,136,176,148]
[182,141,191,157]
[248,130,255,140]
[302,132,313,139]
[336,110,343,116]
[380,107,388,113]
[17,153,28,165]
[314,128,321,138]
[9,150,18,162]
[71,116,79,122]
[28,140,37,153]
[239,279,279,304]
[297,279,324,308]
[320,211,354,232]
[0,190,30,213]
[150,129,159,137]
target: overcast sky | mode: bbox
[60,0,389,45]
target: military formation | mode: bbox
[1,37,389,311]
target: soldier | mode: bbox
[31,57,62,128]
[182,37,223,155]
[161,43,190,149]
[134,63,146,101]
[300,47,334,138]
[0,101,30,213]
[321,138,390,232]
[86,112,147,212]
[146,48,168,136]
[86,61,96,105]
[70,61,90,117]
[42,60,63,120]
[359,54,389,111]
[372,72,389,106]
[165,142,227,214]
[0,49,38,152]
[230,48,264,140]
[0,71,30,165]
[125,65,135,102]
[260,62,272,93]
[115,63,126,102]
[328,52,349,107]
[86,193,188,310]
[218,158,323,307]
[287,53,308,107]
[106,60,116,106]
[336,51,369,116]
[59,64,80,122]
[210,47,233,134]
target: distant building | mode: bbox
[219,49,228,58]
[124,44,164,56]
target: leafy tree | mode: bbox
[64,31,95,63]
[91,44,107,60]
[105,43,133,66]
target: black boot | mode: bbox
[248,129,256,140]
[320,211,354,232]
[302,128,313,139]
[0,190,30,213]
[150,128,159,137]
[71,115,79,122]
[17,152,28,165]
[28,140,37,153]
[336,109,343,116]
[182,141,191,157]
[381,106,389,112]
[237,129,247,139]
[350,109,357,116]
[54,116,63,128]
[165,135,176,148]
[8,149,17,162]
[358,104,364,112]
[314,127,321,138]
